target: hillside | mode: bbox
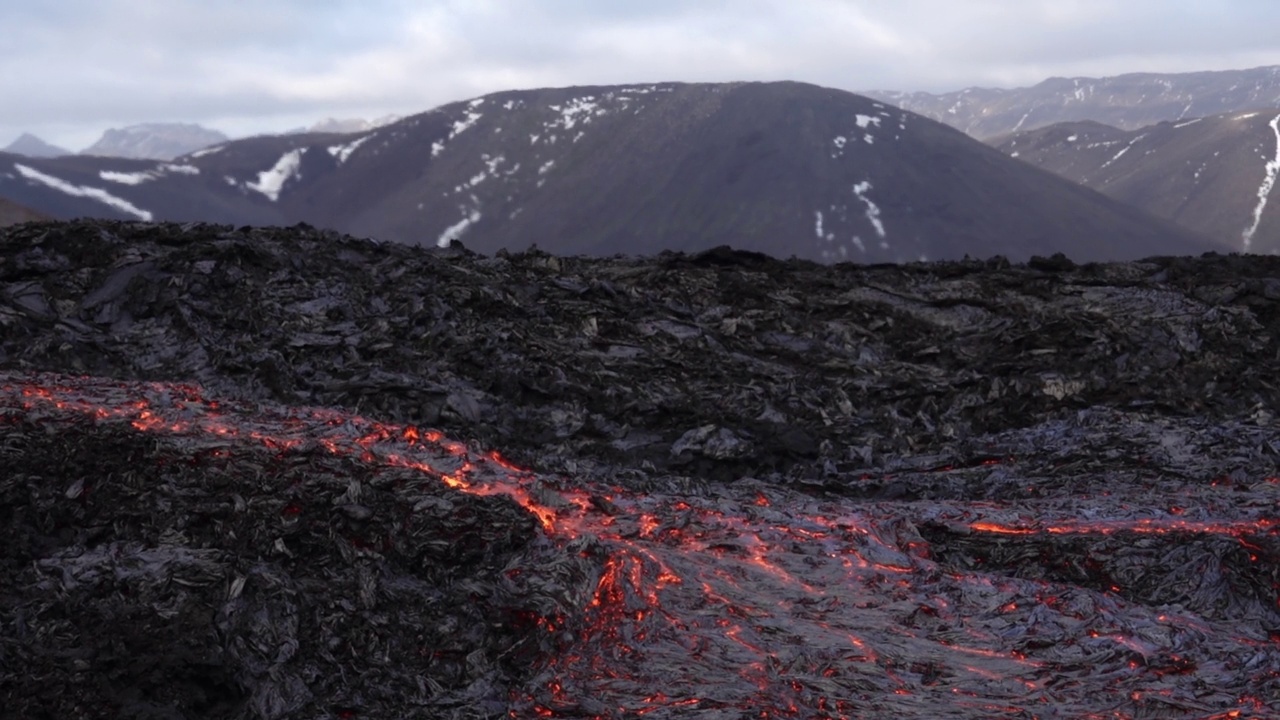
[0,196,50,227]
[868,65,1280,140]
[0,82,1219,263]
[994,109,1280,254]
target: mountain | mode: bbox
[0,196,50,226]
[80,122,228,161]
[993,109,1280,254]
[305,115,401,134]
[867,65,1280,140]
[3,133,70,158]
[0,82,1221,262]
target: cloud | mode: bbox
[4,0,1280,150]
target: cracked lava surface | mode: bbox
[4,371,1279,719]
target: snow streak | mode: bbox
[1100,134,1146,170]
[14,163,153,221]
[1240,113,1280,252]
[852,181,886,239]
[247,149,305,202]
[437,207,481,247]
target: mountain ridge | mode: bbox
[2,133,71,158]
[866,65,1280,140]
[80,122,229,161]
[994,108,1280,254]
[0,81,1222,263]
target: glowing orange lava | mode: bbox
[4,372,1278,720]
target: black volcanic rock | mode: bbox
[995,110,1280,254]
[81,122,229,161]
[3,132,70,158]
[867,65,1280,139]
[0,82,1222,263]
[0,220,1276,483]
[1,220,1279,718]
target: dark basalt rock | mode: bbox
[1,220,1278,719]
[2,220,1276,484]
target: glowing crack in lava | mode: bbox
[4,371,1279,719]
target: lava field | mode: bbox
[1,221,1278,719]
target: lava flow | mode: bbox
[4,371,1279,719]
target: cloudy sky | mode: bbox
[6,0,1280,151]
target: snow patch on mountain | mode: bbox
[855,115,882,129]
[15,163,153,220]
[433,101,486,158]
[247,148,305,201]
[1240,113,1280,252]
[546,97,608,132]
[99,164,199,185]
[852,181,886,240]
[437,206,481,247]
[1101,134,1146,170]
[327,136,370,164]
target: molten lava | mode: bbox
[4,371,1278,719]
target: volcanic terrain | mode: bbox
[1,220,1277,719]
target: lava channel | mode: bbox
[4,371,1278,719]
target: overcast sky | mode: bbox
[6,0,1280,151]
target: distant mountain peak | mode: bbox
[80,123,228,161]
[3,133,71,158]
[865,65,1280,140]
[304,115,402,135]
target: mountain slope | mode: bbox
[0,82,1220,262]
[868,66,1280,140]
[80,122,229,160]
[995,109,1280,254]
[0,196,50,226]
[3,133,71,158]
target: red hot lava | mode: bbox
[4,372,1278,719]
